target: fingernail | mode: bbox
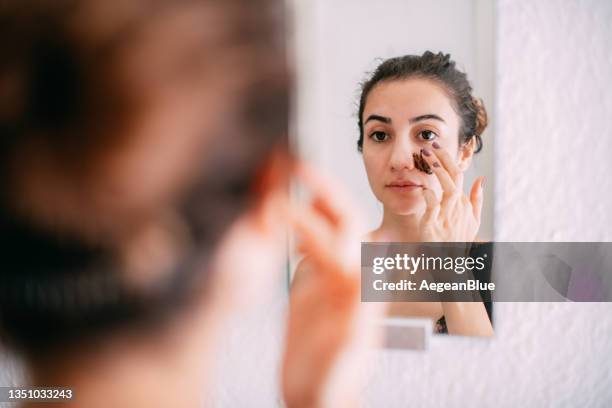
[422,148,432,157]
[432,141,441,149]
[433,162,440,168]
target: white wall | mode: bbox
[363,0,612,407]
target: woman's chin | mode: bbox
[385,200,425,217]
[387,205,425,215]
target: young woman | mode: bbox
[357,51,493,336]
[0,1,384,407]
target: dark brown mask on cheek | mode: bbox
[413,151,433,174]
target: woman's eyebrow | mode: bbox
[409,114,446,124]
[364,114,391,124]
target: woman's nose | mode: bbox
[389,138,417,171]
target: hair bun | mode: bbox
[473,97,488,137]
[420,51,452,69]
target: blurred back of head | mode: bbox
[0,0,289,359]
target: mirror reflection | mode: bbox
[289,0,495,336]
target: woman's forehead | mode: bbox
[363,78,458,125]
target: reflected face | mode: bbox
[361,78,462,216]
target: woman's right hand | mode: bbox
[418,144,485,243]
[282,163,386,408]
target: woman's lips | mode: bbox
[385,181,424,191]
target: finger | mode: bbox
[421,148,455,190]
[421,148,457,217]
[454,170,465,193]
[291,206,334,265]
[445,171,465,219]
[421,188,440,226]
[293,161,364,280]
[294,161,355,228]
[421,148,455,191]
[469,176,485,223]
[311,196,342,228]
[291,205,356,283]
[430,143,462,184]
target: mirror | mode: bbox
[288,0,495,337]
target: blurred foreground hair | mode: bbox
[0,0,289,359]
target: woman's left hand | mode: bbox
[418,144,485,242]
[282,163,386,408]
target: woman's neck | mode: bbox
[371,207,422,242]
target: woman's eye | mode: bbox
[370,131,389,142]
[418,130,438,142]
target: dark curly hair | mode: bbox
[357,51,487,153]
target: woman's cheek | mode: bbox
[373,165,388,201]
[362,156,378,191]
